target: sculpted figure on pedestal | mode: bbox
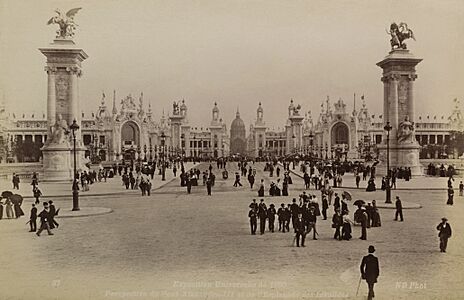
[47,8,82,39]
[48,114,69,145]
[387,22,415,50]
[397,116,415,143]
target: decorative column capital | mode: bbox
[66,66,82,77]
[408,74,418,81]
[390,74,401,81]
[44,66,57,74]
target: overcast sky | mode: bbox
[1,0,463,129]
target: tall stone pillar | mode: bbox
[376,49,422,176]
[40,39,88,181]
[46,66,57,133]
[408,74,417,123]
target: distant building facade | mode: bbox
[0,94,463,163]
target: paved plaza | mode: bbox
[0,162,463,300]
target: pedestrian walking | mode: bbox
[277,203,286,232]
[28,203,38,232]
[294,213,306,247]
[360,245,380,300]
[459,181,464,196]
[447,187,454,205]
[306,206,318,240]
[321,195,328,220]
[36,202,54,236]
[233,172,243,187]
[48,200,59,229]
[12,173,20,190]
[248,208,257,235]
[258,199,267,234]
[206,176,212,196]
[394,196,403,221]
[267,204,276,233]
[332,209,343,240]
[33,186,42,205]
[436,217,452,253]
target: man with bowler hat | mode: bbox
[360,245,379,299]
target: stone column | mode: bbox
[67,67,81,131]
[390,74,399,138]
[408,74,417,123]
[46,66,57,133]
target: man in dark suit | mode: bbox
[48,200,59,229]
[267,204,276,233]
[277,203,286,232]
[290,198,299,231]
[258,199,267,235]
[394,196,403,221]
[248,208,257,235]
[436,217,452,252]
[360,245,379,299]
[294,213,306,247]
[29,203,37,232]
[36,202,53,236]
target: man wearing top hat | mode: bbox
[436,217,452,253]
[360,245,379,299]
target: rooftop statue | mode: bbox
[387,22,415,50]
[47,8,82,39]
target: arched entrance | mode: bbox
[331,122,350,159]
[121,121,140,147]
[331,122,349,145]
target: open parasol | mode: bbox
[1,191,13,199]
[11,194,23,205]
[342,190,352,201]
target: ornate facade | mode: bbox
[1,94,463,163]
[0,93,230,163]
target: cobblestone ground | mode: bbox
[0,163,463,300]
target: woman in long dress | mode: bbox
[342,213,354,240]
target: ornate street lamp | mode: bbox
[70,119,80,211]
[149,144,153,163]
[161,132,166,181]
[384,121,393,203]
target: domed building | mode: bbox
[230,109,247,155]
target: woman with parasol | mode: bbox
[11,194,24,218]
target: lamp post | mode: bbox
[325,143,328,160]
[384,121,393,204]
[70,119,80,211]
[180,133,185,160]
[149,144,153,163]
[161,132,166,181]
[143,144,147,162]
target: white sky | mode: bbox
[1,0,463,129]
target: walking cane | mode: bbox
[356,275,362,296]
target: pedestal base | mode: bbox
[376,142,423,176]
[42,143,72,182]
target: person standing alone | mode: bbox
[436,217,452,253]
[360,245,379,300]
[394,196,403,221]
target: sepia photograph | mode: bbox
[0,0,463,299]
